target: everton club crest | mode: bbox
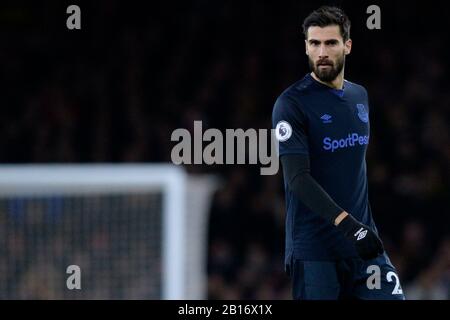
[356,104,369,123]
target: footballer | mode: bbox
[272,6,405,300]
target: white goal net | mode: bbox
[0,164,216,299]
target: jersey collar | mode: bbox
[307,73,346,98]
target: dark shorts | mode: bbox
[287,253,405,300]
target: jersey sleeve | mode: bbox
[272,94,310,156]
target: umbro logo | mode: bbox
[354,228,368,241]
[320,114,332,124]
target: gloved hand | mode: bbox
[337,214,384,260]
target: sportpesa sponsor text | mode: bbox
[323,133,369,152]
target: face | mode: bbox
[305,25,352,82]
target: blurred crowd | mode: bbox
[0,1,449,299]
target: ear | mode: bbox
[305,39,309,55]
[344,38,352,55]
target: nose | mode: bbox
[318,44,328,58]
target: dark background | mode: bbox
[0,0,449,299]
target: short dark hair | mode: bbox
[302,6,351,42]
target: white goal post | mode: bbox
[0,164,217,299]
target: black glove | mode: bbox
[337,214,384,260]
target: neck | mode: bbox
[311,69,345,90]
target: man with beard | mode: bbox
[272,6,405,300]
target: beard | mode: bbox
[309,53,345,83]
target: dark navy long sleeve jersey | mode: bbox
[272,73,380,262]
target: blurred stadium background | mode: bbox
[0,0,448,299]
